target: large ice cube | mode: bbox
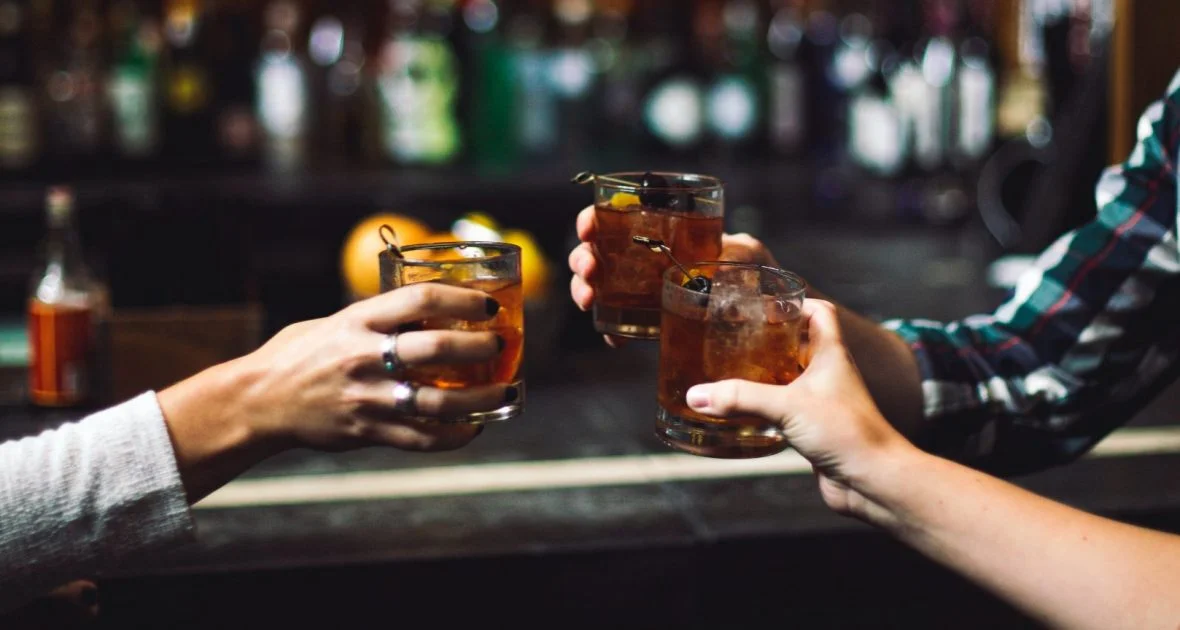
[702,268,768,381]
[707,267,765,326]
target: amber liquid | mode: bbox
[657,302,801,458]
[593,203,722,337]
[402,279,524,389]
[28,299,95,407]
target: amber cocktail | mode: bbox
[591,172,723,339]
[379,242,524,423]
[657,262,805,458]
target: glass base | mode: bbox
[593,303,660,339]
[406,380,525,424]
[656,405,788,459]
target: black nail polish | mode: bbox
[81,586,99,607]
[504,385,519,403]
[495,334,505,352]
[485,298,501,316]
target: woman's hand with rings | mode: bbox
[160,282,518,466]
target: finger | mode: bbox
[352,283,500,331]
[799,299,846,366]
[570,274,596,312]
[567,242,599,282]
[684,379,791,424]
[575,205,598,242]
[388,330,503,366]
[368,420,484,452]
[363,381,519,419]
[721,233,779,266]
[412,382,520,418]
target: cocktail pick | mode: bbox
[379,224,404,259]
[571,171,639,187]
[632,235,712,294]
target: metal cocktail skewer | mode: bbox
[570,171,638,188]
[379,224,405,259]
[631,236,711,293]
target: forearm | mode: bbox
[157,356,282,503]
[859,450,1180,629]
[0,395,194,612]
[808,288,925,438]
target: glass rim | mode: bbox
[383,241,522,267]
[663,261,807,299]
[596,171,724,193]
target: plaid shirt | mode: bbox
[885,69,1180,475]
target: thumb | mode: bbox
[800,299,846,367]
[685,379,794,424]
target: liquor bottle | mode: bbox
[703,0,765,156]
[44,0,106,169]
[307,1,365,166]
[107,0,161,161]
[0,0,38,171]
[954,0,996,166]
[800,5,841,159]
[910,0,956,173]
[161,0,215,166]
[27,187,107,408]
[549,0,596,160]
[639,3,705,154]
[256,0,309,171]
[457,0,519,169]
[848,40,905,178]
[373,0,461,165]
[765,0,806,157]
[504,1,558,160]
[590,0,642,160]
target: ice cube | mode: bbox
[707,274,764,325]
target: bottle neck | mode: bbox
[41,206,88,280]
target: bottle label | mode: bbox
[28,300,93,406]
[770,64,804,153]
[110,69,158,156]
[376,36,460,163]
[0,87,35,167]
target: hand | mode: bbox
[679,299,917,519]
[233,282,513,452]
[159,283,515,501]
[568,205,780,347]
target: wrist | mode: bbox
[846,441,938,532]
[157,358,281,502]
[212,354,293,456]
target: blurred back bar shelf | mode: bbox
[0,0,1112,220]
[0,0,1121,351]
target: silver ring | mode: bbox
[381,333,401,373]
[392,381,418,416]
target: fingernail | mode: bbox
[475,425,486,436]
[504,385,519,403]
[495,334,505,352]
[81,586,99,607]
[486,298,501,316]
[686,386,710,409]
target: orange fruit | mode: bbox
[502,228,551,301]
[341,213,432,299]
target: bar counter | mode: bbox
[4,224,1180,628]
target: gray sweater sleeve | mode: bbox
[0,392,195,612]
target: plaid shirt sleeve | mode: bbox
[883,69,1180,475]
